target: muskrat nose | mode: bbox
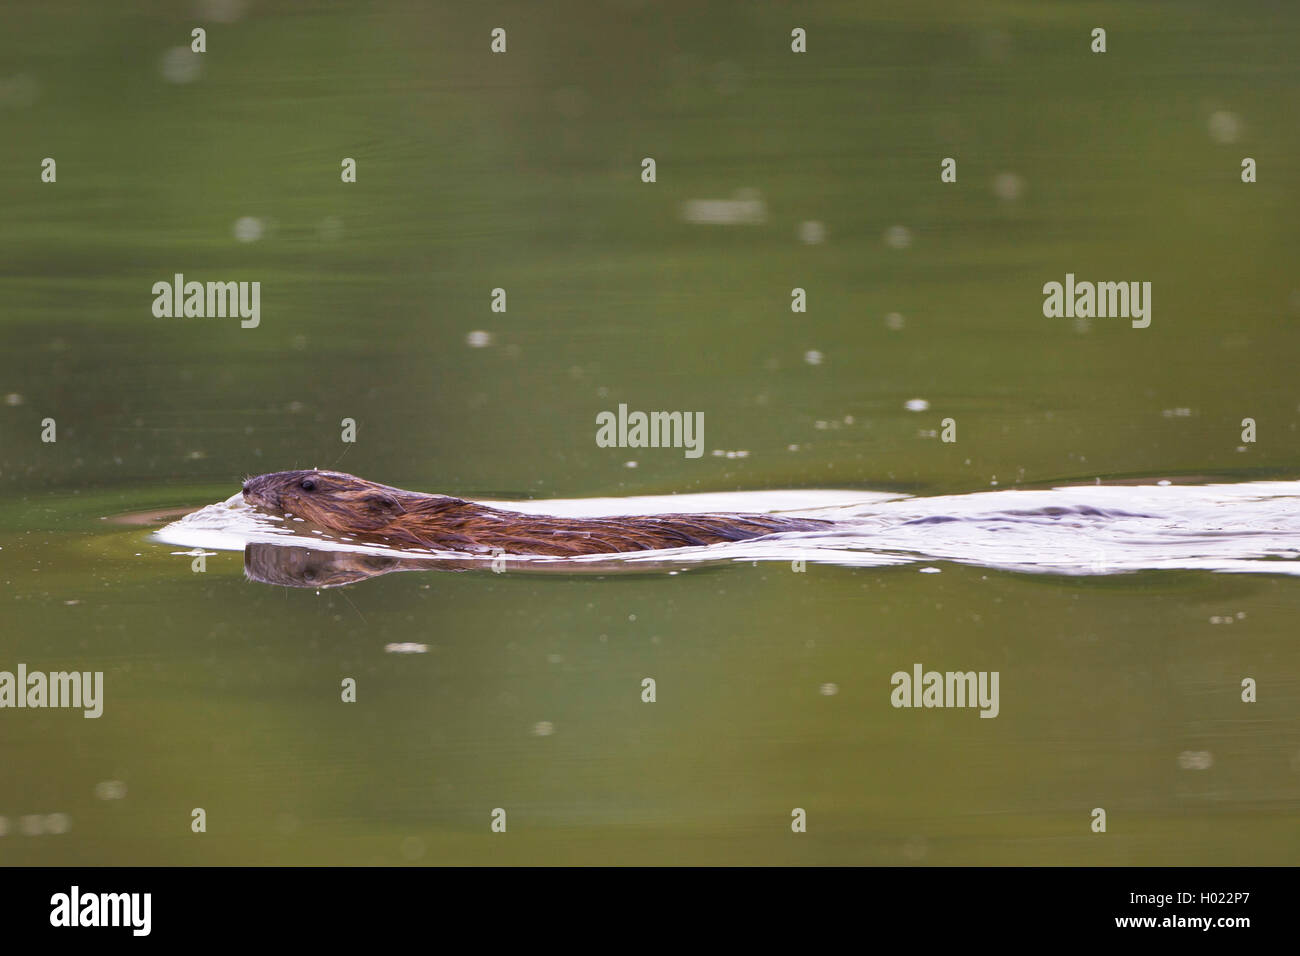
[242,481,251,494]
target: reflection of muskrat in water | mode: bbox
[244,543,467,588]
[242,469,830,556]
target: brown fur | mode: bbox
[242,469,830,556]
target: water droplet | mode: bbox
[884,225,912,249]
[797,221,826,244]
[195,0,248,24]
[94,780,127,800]
[232,216,265,243]
[1207,110,1242,144]
[160,47,203,84]
[992,172,1024,201]
[1177,750,1214,770]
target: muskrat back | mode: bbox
[241,469,831,556]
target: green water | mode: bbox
[1,0,1298,864]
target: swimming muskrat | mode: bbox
[241,469,831,556]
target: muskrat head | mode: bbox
[242,469,407,534]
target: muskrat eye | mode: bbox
[300,478,317,491]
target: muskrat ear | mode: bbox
[364,493,405,515]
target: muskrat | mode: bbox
[241,469,831,556]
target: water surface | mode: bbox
[2,0,1298,865]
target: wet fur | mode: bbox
[242,469,830,556]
